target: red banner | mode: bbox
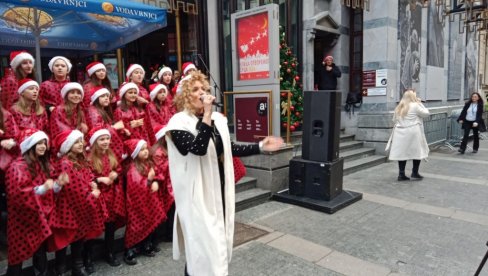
[236,12,270,80]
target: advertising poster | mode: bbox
[236,11,270,80]
[234,95,269,142]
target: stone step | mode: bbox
[236,176,257,193]
[339,140,364,151]
[236,187,271,212]
[343,155,387,176]
[340,133,355,142]
[339,147,376,161]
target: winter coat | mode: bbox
[85,105,125,159]
[39,79,69,108]
[124,162,165,248]
[457,101,486,131]
[386,102,430,160]
[47,157,107,251]
[0,108,19,170]
[164,111,235,276]
[5,158,54,265]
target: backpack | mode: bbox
[345,91,363,114]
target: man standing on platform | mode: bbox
[315,55,341,91]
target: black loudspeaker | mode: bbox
[289,157,343,201]
[302,91,342,162]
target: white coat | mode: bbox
[386,102,430,160]
[163,110,235,276]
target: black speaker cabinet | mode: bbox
[302,91,342,162]
[288,157,344,201]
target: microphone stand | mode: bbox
[196,54,224,109]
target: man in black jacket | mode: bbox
[316,55,341,91]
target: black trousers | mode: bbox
[460,121,479,151]
[398,160,421,174]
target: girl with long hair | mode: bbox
[87,127,126,268]
[4,128,67,276]
[49,82,88,137]
[123,139,165,265]
[386,89,430,181]
[10,79,49,133]
[114,83,150,142]
[146,83,172,145]
[83,62,116,108]
[40,56,72,113]
[457,92,486,154]
[0,51,36,110]
[49,129,107,276]
[85,87,127,159]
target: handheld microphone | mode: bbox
[200,96,224,107]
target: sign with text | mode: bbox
[236,11,270,80]
[234,95,270,142]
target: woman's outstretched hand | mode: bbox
[261,136,285,152]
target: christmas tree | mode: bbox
[279,27,303,132]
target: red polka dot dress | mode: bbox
[49,105,86,138]
[152,146,174,214]
[5,158,54,265]
[85,105,125,159]
[0,108,20,171]
[39,79,69,108]
[124,162,165,248]
[114,106,150,143]
[92,154,126,227]
[0,73,19,110]
[47,157,107,251]
[10,106,49,134]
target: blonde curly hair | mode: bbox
[173,70,210,113]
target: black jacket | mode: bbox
[316,63,341,91]
[457,100,486,131]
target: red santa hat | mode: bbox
[86,61,106,76]
[17,78,39,94]
[19,128,48,155]
[48,56,73,72]
[90,87,110,105]
[153,124,166,142]
[54,129,84,157]
[158,66,172,80]
[149,83,167,101]
[182,62,196,75]
[125,64,145,79]
[119,82,139,99]
[10,50,34,69]
[88,126,111,147]
[124,139,147,160]
[61,82,84,99]
[322,56,334,65]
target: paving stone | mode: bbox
[316,250,391,276]
[267,234,333,262]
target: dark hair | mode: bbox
[94,99,114,123]
[23,139,50,178]
[0,106,5,131]
[15,65,36,81]
[84,72,114,92]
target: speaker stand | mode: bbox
[272,189,363,214]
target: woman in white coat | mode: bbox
[386,89,430,181]
[163,71,283,276]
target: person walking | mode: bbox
[386,89,430,181]
[457,92,486,154]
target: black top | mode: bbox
[457,101,484,123]
[169,119,260,157]
[316,63,341,91]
